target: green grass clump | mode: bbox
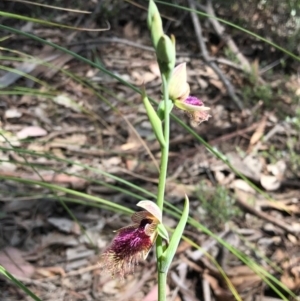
[196,183,241,228]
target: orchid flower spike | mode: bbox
[169,63,211,126]
[100,201,164,278]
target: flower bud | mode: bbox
[147,0,164,49]
[142,88,165,146]
[156,34,176,81]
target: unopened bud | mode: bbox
[142,87,165,147]
[156,34,176,81]
[147,0,164,49]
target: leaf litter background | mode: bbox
[0,0,300,300]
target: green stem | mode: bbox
[0,266,42,301]
[156,74,170,301]
[158,271,167,300]
[156,74,170,210]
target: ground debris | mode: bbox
[1,1,300,300]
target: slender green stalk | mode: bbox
[0,25,140,94]
[156,74,170,210]
[0,266,42,301]
[158,271,167,300]
[156,74,170,301]
[0,174,133,214]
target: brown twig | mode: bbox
[236,196,298,235]
[203,277,212,301]
[208,121,261,145]
[204,0,252,73]
[188,0,244,110]
[171,271,199,301]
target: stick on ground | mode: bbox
[188,0,244,110]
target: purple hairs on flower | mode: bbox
[100,213,158,278]
[184,96,204,106]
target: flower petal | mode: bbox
[174,97,210,112]
[169,63,190,101]
[136,200,162,223]
[189,110,211,126]
[131,211,153,224]
[144,221,159,236]
[116,224,138,233]
[141,232,157,259]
